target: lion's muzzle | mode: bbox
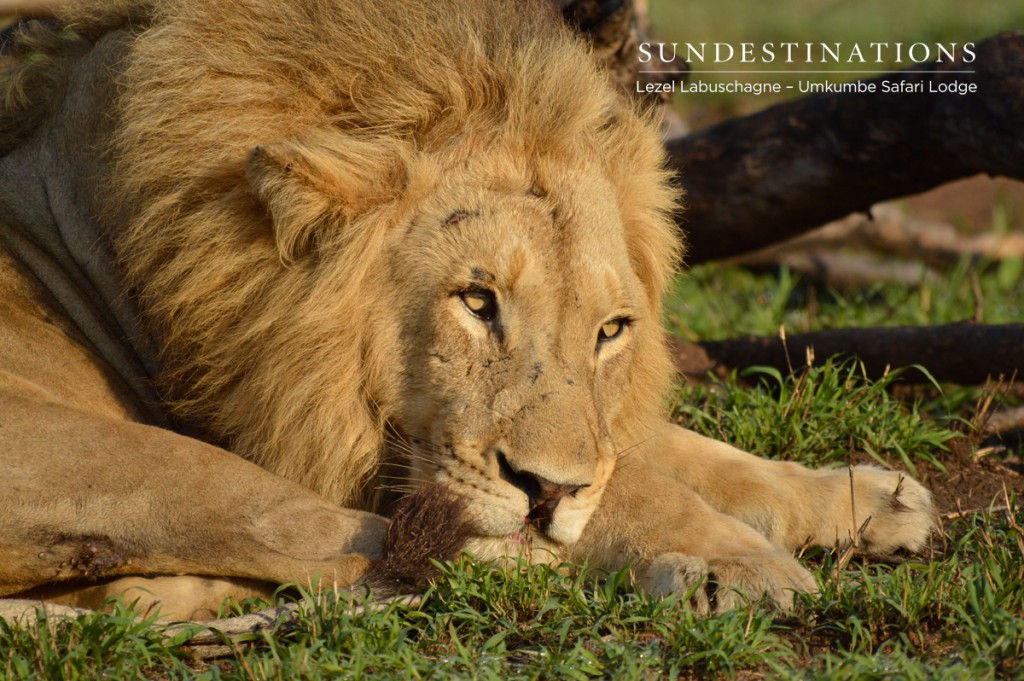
[495,449,589,529]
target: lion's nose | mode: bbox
[496,451,587,514]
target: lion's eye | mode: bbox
[597,318,628,344]
[460,290,497,321]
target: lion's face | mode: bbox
[383,156,651,553]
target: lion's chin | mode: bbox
[462,532,563,564]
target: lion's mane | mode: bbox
[6,0,681,508]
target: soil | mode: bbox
[920,440,1023,521]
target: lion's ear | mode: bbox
[247,133,407,263]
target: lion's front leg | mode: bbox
[571,457,816,614]
[641,424,935,554]
[0,381,388,602]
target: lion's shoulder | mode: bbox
[0,247,146,421]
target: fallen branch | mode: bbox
[985,406,1024,435]
[0,594,422,660]
[168,595,422,660]
[672,32,1024,263]
[731,205,1024,274]
[0,598,88,623]
[741,250,940,290]
[674,322,1024,385]
[941,504,1011,521]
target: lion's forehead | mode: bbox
[418,187,637,306]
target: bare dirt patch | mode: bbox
[924,446,1023,520]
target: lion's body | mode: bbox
[0,0,934,620]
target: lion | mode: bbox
[0,0,934,621]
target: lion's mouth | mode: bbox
[391,429,588,545]
[496,450,584,536]
[496,450,553,533]
[525,499,557,530]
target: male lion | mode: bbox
[0,0,934,620]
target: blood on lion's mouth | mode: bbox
[510,520,545,547]
[507,503,560,546]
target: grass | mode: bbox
[4,507,1023,679]
[664,258,1023,477]
[1,601,181,679]
[3,260,1022,679]
[665,258,1024,341]
[670,360,957,473]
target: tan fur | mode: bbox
[0,0,934,620]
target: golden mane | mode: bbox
[36,0,683,508]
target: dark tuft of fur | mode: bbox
[362,484,475,597]
[1,6,154,155]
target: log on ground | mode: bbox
[674,323,1024,385]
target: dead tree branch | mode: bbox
[673,32,1024,264]
[731,206,1024,272]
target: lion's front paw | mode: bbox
[638,550,816,615]
[849,466,935,554]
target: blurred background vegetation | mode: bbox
[649,0,1024,127]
